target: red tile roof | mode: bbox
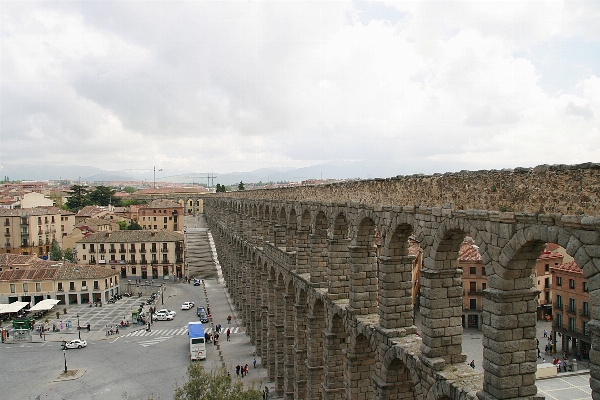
[551,261,581,274]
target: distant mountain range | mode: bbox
[0,159,521,186]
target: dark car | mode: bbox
[197,307,209,323]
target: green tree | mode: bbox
[65,184,89,211]
[63,248,75,263]
[123,186,137,194]
[173,363,262,400]
[238,181,245,191]
[88,185,121,206]
[215,184,227,193]
[121,199,148,206]
[49,240,63,261]
[127,221,142,230]
[117,221,127,230]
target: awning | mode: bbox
[0,301,29,314]
[29,299,61,312]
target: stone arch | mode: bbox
[294,286,309,399]
[283,279,297,397]
[379,344,421,400]
[287,207,298,251]
[349,215,378,315]
[323,312,347,398]
[328,211,351,299]
[310,210,329,285]
[295,208,312,274]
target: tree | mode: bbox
[63,248,75,263]
[238,181,245,191]
[87,185,121,206]
[65,185,89,211]
[49,240,63,261]
[117,221,127,230]
[216,184,227,193]
[173,363,262,400]
[123,186,137,194]
[127,221,142,230]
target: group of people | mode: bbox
[236,364,249,377]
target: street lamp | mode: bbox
[77,314,80,340]
[63,349,67,373]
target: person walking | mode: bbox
[244,364,248,376]
[227,315,232,324]
[236,364,240,376]
[544,329,547,338]
[253,358,257,368]
[227,328,231,341]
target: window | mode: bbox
[94,281,99,290]
[556,294,563,309]
[481,267,485,276]
[544,278,550,289]
[482,282,486,291]
[83,255,86,260]
[131,266,136,275]
[58,282,63,291]
[82,244,86,249]
[69,282,75,291]
[10,284,15,293]
[569,317,576,331]
[557,313,562,328]
[164,217,167,223]
[556,277,562,286]
[153,217,156,221]
[584,321,589,336]
[36,283,41,292]
[470,267,476,275]
[469,299,477,310]
[584,282,589,292]
[469,282,476,292]
[545,263,549,272]
[23,283,28,292]
[583,302,589,316]
[569,298,576,313]
[82,281,87,289]
[569,279,575,289]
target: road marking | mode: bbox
[111,337,119,343]
[138,336,172,347]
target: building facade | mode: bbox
[551,261,591,360]
[137,199,184,231]
[75,230,185,281]
[0,260,120,305]
[0,207,75,256]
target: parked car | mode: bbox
[193,278,200,286]
[62,339,87,349]
[197,307,209,323]
[153,311,174,321]
[181,301,195,310]
[156,309,176,317]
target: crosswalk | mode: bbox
[138,336,173,347]
[123,326,244,338]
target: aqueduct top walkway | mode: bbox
[203,163,600,400]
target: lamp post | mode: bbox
[63,349,67,373]
[77,314,80,340]
[161,283,164,305]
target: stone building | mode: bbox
[459,238,486,330]
[0,255,120,305]
[551,261,591,360]
[75,230,185,281]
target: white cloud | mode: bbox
[0,1,598,176]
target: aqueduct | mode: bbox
[204,163,600,400]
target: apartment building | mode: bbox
[0,207,75,256]
[551,261,591,359]
[137,199,184,231]
[0,256,120,305]
[75,230,185,281]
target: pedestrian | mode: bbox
[264,386,269,399]
[227,328,231,341]
[557,359,562,372]
[253,358,257,368]
[469,360,475,369]
[538,348,541,358]
[227,315,232,324]
[544,329,547,338]
[236,364,240,376]
[244,364,248,376]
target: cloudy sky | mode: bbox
[1,1,599,178]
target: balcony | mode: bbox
[89,248,96,253]
[162,259,170,264]
[89,260,96,264]
[109,248,116,253]
[176,258,183,263]
[3,221,9,226]
[129,248,136,253]
[554,304,563,311]
[4,232,10,237]
[151,259,158,265]
[20,220,29,226]
[567,307,577,315]
[130,260,137,264]
[151,248,157,253]
[57,288,64,292]
[37,230,43,235]
[81,286,87,290]
[580,310,590,318]
[98,248,106,253]
[139,248,147,253]
[119,248,126,253]
[21,242,29,248]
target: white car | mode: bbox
[181,302,195,310]
[156,309,176,317]
[153,312,174,321]
[62,339,87,349]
